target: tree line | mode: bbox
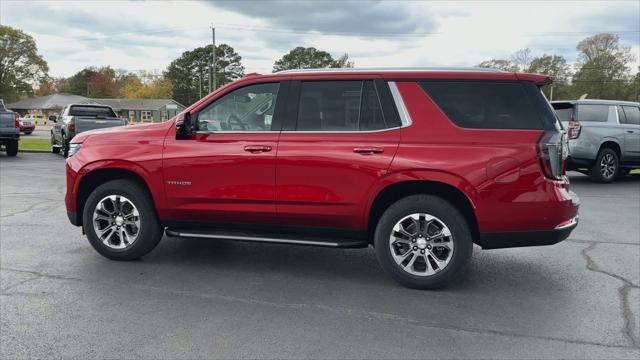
[477,33,639,101]
[1,24,638,106]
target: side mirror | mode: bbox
[176,112,192,139]
[49,115,57,123]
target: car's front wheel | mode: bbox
[61,134,69,157]
[51,133,60,154]
[83,179,163,261]
[374,195,473,289]
[5,140,18,156]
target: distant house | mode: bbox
[7,93,89,119]
[6,94,186,124]
[87,98,185,123]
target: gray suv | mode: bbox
[552,100,640,183]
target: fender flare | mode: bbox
[73,159,165,216]
[363,169,479,224]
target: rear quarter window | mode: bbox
[419,81,552,130]
[575,104,609,122]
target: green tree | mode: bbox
[61,68,98,96]
[528,54,573,100]
[572,33,635,100]
[120,75,172,99]
[0,25,49,102]
[273,47,352,72]
[165,43,244,106]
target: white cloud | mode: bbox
[0,0,638,77]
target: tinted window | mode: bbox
[197,83,279,132]
[552,103,574,122]
[576,104,608,122]
[296,81,386,131]
[359,81,386,131]
[420,81,544,129]
[69,106,116,117]
[622,106,640,125]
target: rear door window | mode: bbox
[419,81,546,130]
[621,106,640,125]
[296,80,387,131]
[575,104,609,122]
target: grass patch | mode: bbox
[19,138,50,152]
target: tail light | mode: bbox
[537,131,568,180]
[14,113,20,128]
[567,121,581,139]
[68,117,75,132]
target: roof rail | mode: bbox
[275,67,506,74]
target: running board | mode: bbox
[165,228,369,248]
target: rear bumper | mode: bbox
[20,125,35,132]
[0,133,19,141]
[478,215,579,249]
[567,156,593,170]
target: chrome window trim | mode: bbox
[280,126,401,134]
[388,81,413,127]
[193,130,280,134]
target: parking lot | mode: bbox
[1,152,638,359]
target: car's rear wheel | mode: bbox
[5,140,18,156]
[83,179,163,261]
[374,195,473,289]
[590,148,618,183]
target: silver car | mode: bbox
[551,99,640,183]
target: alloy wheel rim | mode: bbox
[389,213,454,276]
[600,153,616,178]
[93,195,141,250]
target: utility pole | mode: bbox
[211,25,216,93]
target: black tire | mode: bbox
[5,140,18,156]
[83,179,163,261]
[61,134,69,157]
[24,131,32,135]
[374,195,473,290]
[589,148,618,183]
[51,134,60,154]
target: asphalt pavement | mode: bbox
[1,152,639,359]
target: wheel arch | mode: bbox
[366,175,480,245]
[75,163,158,227]
[598,139,621,159]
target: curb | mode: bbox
[18,149,52,153]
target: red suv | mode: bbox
[65,68,579,289]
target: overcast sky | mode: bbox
[1,0,638,77]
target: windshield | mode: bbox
[69,106,117,118]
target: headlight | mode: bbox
[68,143,82,157]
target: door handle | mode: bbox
[627,130,634,134]
[353,147,384,155]
[244,145,272,153]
